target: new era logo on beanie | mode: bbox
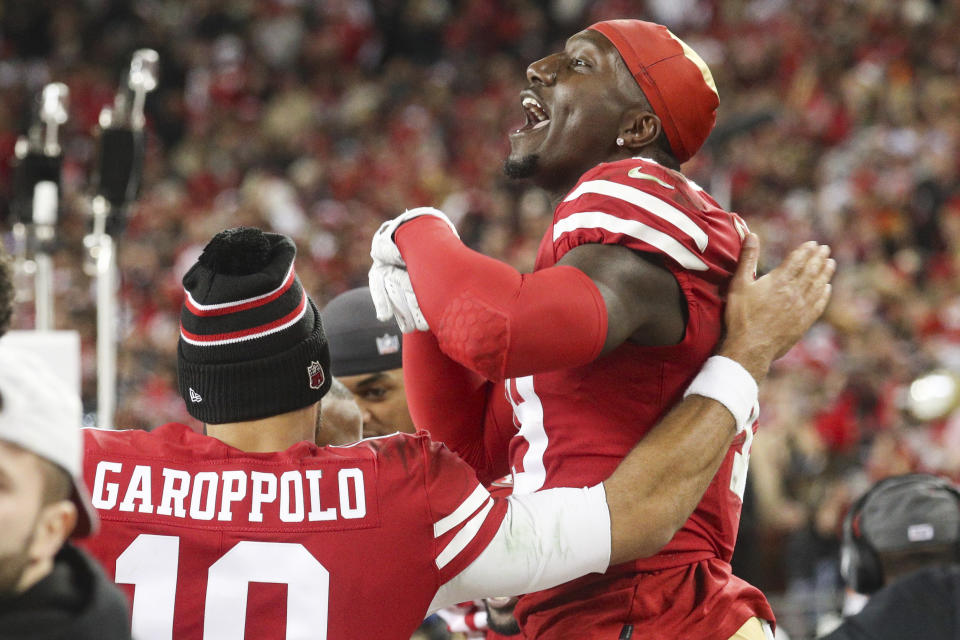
[177,227,331,424]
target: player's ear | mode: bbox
[618,108,661,152]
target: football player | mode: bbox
[81,226,831,639]
[369,19,819,640]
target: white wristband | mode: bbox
[683,355,760,435]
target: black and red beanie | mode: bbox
[177,227,331,424]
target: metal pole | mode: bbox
[32,84,68,330]
[93,196,117,428]
[33,181,57,330]
[10,83,68,331]
[88,49,158,428]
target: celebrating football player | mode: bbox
[369,19,821,640]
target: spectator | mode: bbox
[0,244,12,337]
[821,473,960,639]
[782,476,850,638]
[0,346,131,639]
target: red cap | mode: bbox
[589,19,719,163]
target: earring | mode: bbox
[616,137,625,147]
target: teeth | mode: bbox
[522,97,549,123]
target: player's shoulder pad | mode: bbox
[556,157,724,272]
[83,424,149,452]
[350,430,433,461]
[82,423,203,458]
[398,431,466,469]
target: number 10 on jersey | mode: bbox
[116,534,330,639]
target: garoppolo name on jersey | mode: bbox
[90,459,374,526]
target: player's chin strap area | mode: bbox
[395,216,608,381]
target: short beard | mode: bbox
[0,543,33,598]
[503,154,539,180]
[0,510,40,599]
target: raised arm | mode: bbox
[402,330,512,483]
[429,235,835,608]
[375,212,682,382]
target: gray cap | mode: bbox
[321,287,402,376]
[0,344,96,537]
[861,475,960,552]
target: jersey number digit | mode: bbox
[505,376,549,495]
[116,534,329,640]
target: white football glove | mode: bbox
[368,262,429,333]
[370,207,459,267]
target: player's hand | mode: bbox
[368,262,429,333]
[719,234,835,382]
[370,206,459,267]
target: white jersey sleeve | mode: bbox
[427,483,611,612]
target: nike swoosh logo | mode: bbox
[627,167,674,189]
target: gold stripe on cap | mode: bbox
[665,29,719,98]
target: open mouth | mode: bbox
[516,95,550,132]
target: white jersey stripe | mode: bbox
[554,212,709,271]
[563,179,708,251]
[435,497,494,570]
[730,422,755,501]
[179,300,308,347]
[434,484,490,538]
[510,376,549,495]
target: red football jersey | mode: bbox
[79,423,506,640]
[435,477,526,640]
[498,157,772,637]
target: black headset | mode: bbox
[840,473,960,594]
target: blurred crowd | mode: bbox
[2,1,959,637]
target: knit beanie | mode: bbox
[177,227,331,424]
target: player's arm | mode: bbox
[558,242,685,350]
[386,214,680,382]
[403,330,512,482]
[605,237,833,563]
[429,236,835,609]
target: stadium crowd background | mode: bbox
[1,0,958,637]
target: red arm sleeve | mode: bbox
[395,217,608,382]
[403,331,511,484]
